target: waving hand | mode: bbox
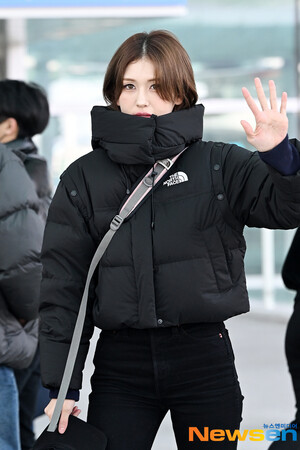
[241,77,288,152]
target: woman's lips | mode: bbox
[135,112,152,117]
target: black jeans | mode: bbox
[87,322,243,449]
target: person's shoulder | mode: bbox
[0,145,39,219]
[201,140,252,152]
[61,149,113,185]
[196,140,236,151]
[214,140,257,164]
[196,140,261,175]
[58,150,105,193]
[65,149,102,173]
[195,140,252,157]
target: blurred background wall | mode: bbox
[0,0,299,311]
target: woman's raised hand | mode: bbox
[241,77,288,152]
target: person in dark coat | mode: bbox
[40,30,300,449]
[0,79,51,450]
[267,229,300,449]
[283,230,300,425]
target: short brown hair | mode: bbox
[103,30,198,111]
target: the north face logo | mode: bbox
[163,171,189,187]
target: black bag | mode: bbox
[31,415,107,449]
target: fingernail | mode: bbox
[59,427,65,433]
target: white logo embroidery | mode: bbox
[163,171,189,187]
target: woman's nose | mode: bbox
[136,89,149,107]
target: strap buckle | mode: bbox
[157,158,173,170]
[143,176,153,188]
[110,214,124,231]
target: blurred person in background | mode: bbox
[40,30,300,450]
[268,228,300,450]
[0,80,51,450]
[282,228,300,429]
[268,228,300,449]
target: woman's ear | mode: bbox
[0,117,19,143]
[174,97,182,106]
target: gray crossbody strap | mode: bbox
[48,147,188,432]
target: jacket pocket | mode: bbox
[201,226,233,292]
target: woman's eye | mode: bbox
[150,84,157,90]
[123,84,135,90]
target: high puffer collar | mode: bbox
[5,137,37,155]
[91,104,204,165]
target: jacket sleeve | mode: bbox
[282,228,300,291]
[222,139,300,229]
[39,170,96,391]
[0,154,44,321]
[0,295,38,370]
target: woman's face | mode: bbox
[117,57,181,117]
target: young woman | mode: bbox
[40,30,300,449]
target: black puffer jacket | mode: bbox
[0,138,51,369]
[39,105,300,390]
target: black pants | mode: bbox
[14,347,41,450]
[87,322,243,449]
[285,299,300,424]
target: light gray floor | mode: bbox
[34,305,297,449]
